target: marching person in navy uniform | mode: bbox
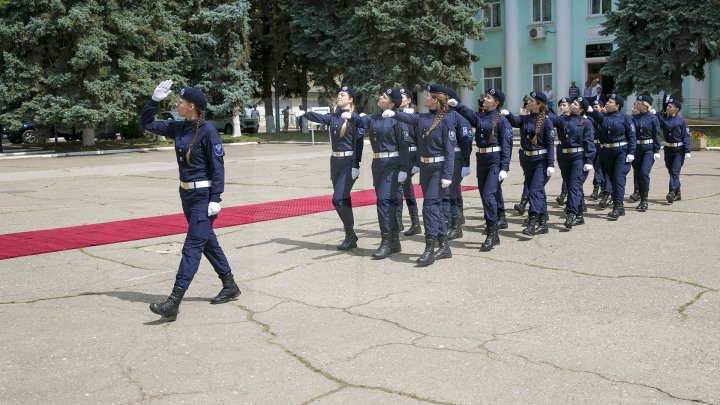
[349,88,408,259]
[590,99,606,200]
[550,97,571,207]
[449,88,512,251]
[297,86,365,250]
[589,94,637,219]
[659,97,691,203]
[140,80,240,321]
[384,84,456,266]
[630,95,661,211]
[396,88,422,236]
[505,91,555,235]
[444,87,473,241]
[557,97,596,228]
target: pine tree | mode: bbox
[602,0,720,100]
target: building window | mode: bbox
[532,63,552,92]
[532,0,552,22]
[590,0,611,16]
[484,67,502,91]
[483,1,501,28]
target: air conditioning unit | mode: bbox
[529,26,545,39]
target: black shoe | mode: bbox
[458,207,466,225]
[599,192,612,209]
[497,209,508,230]
[337,226,358,250]
[522,215,537,236]
[591,185,600,200]
[390,231,401,253]
[564,213,575,229]
[480,225,500,251]
[629,192,640,202]
[675,187,682,201]
[556,190,567,206]
[514,197,529,215]
[571,215,585,226]
[210,273,241,304]
[404,213,422,236]
[637,193,648,212]
[433,235,452,260]
[666,188,677,204]
[371,233,393,259]
[150,286,185,320]
[416,238,436,267]
[608,201,624,220]
[535,215,549,234]
[447,219,463,240]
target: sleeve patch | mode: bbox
[214,143,225,157]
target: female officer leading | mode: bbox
[505,91,555,236]
[296,86,365,250]
[348,88,408,259]
[631,95,661,211]
[449,88,512,251]
[383,84,456,267]
[659,97,691,203]
[140,80,240,321]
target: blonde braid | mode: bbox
[489,110,500,143]
[426,93,448,137]
[185,109,206,166]
[339,104,354,138]
[532,105,547,146]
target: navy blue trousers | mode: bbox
[601,147,631,201]
[664,147,685,189]
[420,165,448,239]
[477,153,501,226]
[442,158,464,222]
[330,156,357,227]
[593,143,605,187]
[519,154,549,217]
[397,152,419,217]
[372,159,400,234]
[558,153,584,215]
[175,187,232,290]
[632,145,655,194]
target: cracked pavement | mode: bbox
[1,143,719,404]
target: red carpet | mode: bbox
[0,185,477,260]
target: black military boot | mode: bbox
[675,187,682,201]
[497,209,508,230]
[591,185,601,200]
[210,272,241,304]
[571,214,585,226]
[599,192,612,208]
[522,215,537,236]
[535,215,549,234]
[396,213,405,232]
[150,286,185,320]
[630,185,640,202]
[371,233,392,259]
[390,230,401,253]
[433,235,452,260]
[416,238,436,267]
[480,225,500,252]
[666,187,676,204]
[556,190,567,206]
[404,213,422,236]
[564,213,575,229]
[337,226,358,250]
[447,218,463,240]
[608,201,624,220]
[514,197,529,215]
[637,192,648,212]
[457,206,466,225]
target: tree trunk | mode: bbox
[82,125,95,146]
[671,69,684,102]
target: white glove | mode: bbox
[341,112,352,120]
[685,153,691,159]
[411,166,420,175]
[653,153,660,160]
[650,108,657,115]
[359,113,366,117]
[403,108,414,114]
[583,164,593,172]
[208,202,221,217]
[500,109,510,116]
[151,80,173,102]
[447,99,458,108]
[382,110,395,118]
[587,106,593,112]
[626,154,635,163]
[441,179,452,188]
[546,167,555,176]
[351,168,360,179]
[296,110,305,117]
[461,167,470,177]
[498,170,507,181]
[398,171,407,183]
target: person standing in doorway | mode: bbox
[568,81,581,99]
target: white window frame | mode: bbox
[483,67,503,91]
[532,0,552,23]
[532,63,553,92]
[589,0,611,16]
[483,1,501,28]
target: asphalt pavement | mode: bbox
[1,143,719,404]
